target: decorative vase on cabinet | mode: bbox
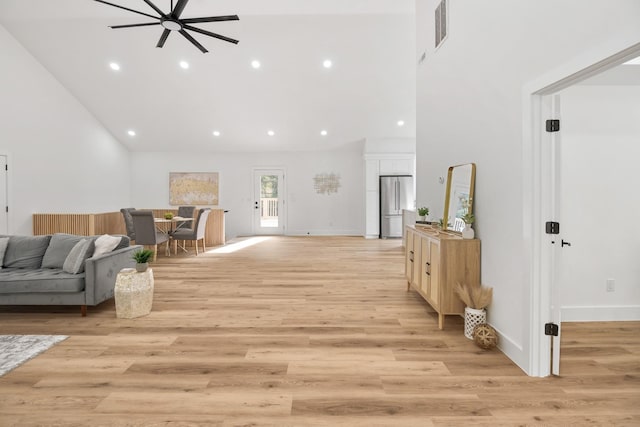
[462,223,475,239]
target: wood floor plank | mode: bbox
[287,360,450,376]
[94,391,293,416]
[0,236,638,425]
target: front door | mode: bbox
[253,169,285,235]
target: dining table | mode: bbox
[153,216,194,255]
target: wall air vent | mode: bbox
[435,0,448,49]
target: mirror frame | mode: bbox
[442,163,476,233]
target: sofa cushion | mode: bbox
[0,268,85,293]
[0,237,9,269]
[3,235,52,269]
[41,233,86,269]
[113,235,130,251]
[93,234,121,257]
[63,239,94,274]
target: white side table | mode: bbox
[114,268,154,318]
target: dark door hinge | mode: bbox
[546,119,560,132]
[545,322,559,337]
[545,221,560,234]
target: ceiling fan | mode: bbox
[94,0,239,53]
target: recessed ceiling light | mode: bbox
[109,62,120,71]
[397,120,405,127]
[267,130,275,136]
[323,59,333,69]
[212,130,221,137]
[179,61,189,69]
[251,60,261,69]
[127,130,136,136]
[320,130,328,136]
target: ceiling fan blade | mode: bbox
[93,0,159,20]
[142,0,165,17]
[156,29,171,48]
[172,0,190,18]
[179,29,208,53]
[181,15,239,24]
[183,25,239,45]
[110,22,161,29]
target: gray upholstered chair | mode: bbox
[176,205,196,230]
[130,210,170,261]
[171,208,211,255]
[120,208,136,242]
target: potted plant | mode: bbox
[133,249,154,272]
[461,212,475,239]
[454,282,493,339]
[417,206,429,222]
[164,212,174,220]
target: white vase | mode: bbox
[418,215,426,222]
[464,307,487,339]
[461,223,475,239]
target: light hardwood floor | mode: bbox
[0,236,638,426]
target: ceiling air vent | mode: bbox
[435,0,448,49]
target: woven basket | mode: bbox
[464,307,486,339]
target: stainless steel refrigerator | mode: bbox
[380,175,414,238]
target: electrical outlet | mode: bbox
[606,279,615,292]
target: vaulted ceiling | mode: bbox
[0,0,416,152]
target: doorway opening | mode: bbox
[526,43,640,377]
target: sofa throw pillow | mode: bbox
[41,233,86,269]
[92,234,121,257]
[3,235,52,269]
[63,239,94,274]
[0,237,9,269]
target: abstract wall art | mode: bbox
[313,173,341,195]
[169,172,219,205]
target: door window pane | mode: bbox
[260,175,278,227]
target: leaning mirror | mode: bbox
[443,163,476,232]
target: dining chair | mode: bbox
[120,208,136,242]
[171,208,211,255]
[176,205,196,230]
[130,210,170,261]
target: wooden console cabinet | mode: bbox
[405,225,480,329]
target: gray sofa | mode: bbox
[0,233,142,316]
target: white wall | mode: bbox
[130,146,364,239]
[415,0,640,373]
[0,25,131,235]
[558,85,640,321]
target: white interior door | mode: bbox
[253,169,285,235]
[0,156,7,234]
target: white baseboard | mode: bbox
[490,323,528,375]
[561,305,640,322]
[286,229,362,236]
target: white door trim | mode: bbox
[523,40,640,377]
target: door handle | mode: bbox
[561,239,571,247]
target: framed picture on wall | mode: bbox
[169,172,219,205]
